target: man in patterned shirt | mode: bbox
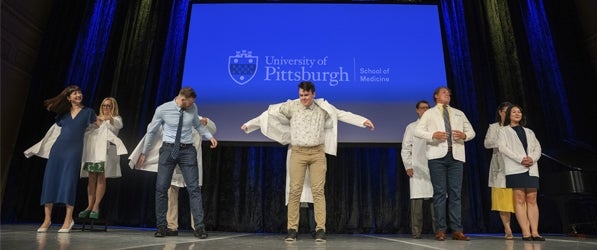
[241,81,374,242]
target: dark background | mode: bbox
[2,0,596,234]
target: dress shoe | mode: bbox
[434,230,446,241]
[522,235,532,241]
[194,227,208,239]
[37,222,51,233]
[154,225,168,237]
[451,231,470,241]
[89,211,100,219]
[78,210,91,218]
[532,236,546,241]
[58,221,75,233]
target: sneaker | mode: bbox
[314,229,326,242]
[154,225,168,237]
[165,228,178,236]
[285,229,297,242]
[194,227,208,239]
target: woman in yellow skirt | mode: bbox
[484,102,515,239]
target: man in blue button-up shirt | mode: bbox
[136,87,217,239]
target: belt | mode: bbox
[291,144,324,150]
[163,142,193,148]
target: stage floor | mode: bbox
[2,224,596,250]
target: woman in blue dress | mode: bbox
[37,85,96,233]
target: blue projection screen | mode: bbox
[182,3,447,143]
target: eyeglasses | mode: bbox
[101,104,112,108]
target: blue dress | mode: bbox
[40,107,96,205]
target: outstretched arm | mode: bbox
[336,109,374,131]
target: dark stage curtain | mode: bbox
[3,0,595,235]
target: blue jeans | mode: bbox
[156,144,204,229]
[428,151,464,232]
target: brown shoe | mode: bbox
[435,230,446,241]
[451,231,470,241]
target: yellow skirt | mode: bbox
[491,187,515,213]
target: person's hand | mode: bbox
[364,120,375,131]
[433,131,448,141]
[135,154,146,169]
[200,117,208,125]
[406,168,414,177]
[521,156,534,167]
[209,137,218,148]
[452,130,466,141]
[241,124,248,132]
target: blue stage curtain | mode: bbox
[439,0,487,232]
[518,0,573,144]
[66,0,118,104]
[155,0,189,101]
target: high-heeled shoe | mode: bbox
[504,233,514,240]
[78,210,91,218]
[89,210,100,219]
[37,222,51,233]
[58,221,75,233]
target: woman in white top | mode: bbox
[79,97,123,220]
[484,102,514,240]
[498,105,544,241]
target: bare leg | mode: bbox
[499,211,512,234]
[92,173,106,212]
[525,188,541,237]
[61,205,74,229]
[513,188,531,237]
[40,204,53,228]
[86,173,98,210]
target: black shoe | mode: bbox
[285,229,297,242]
[154,226,168,237]
[314,229,326,242]
[194,227,208,239]
[532,236,545,241]
[165,228,178,236]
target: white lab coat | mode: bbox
[414,105,475,162]
[497,126,541,177]
[243,98,369,204]
[80,117,125,178]
[484,122,507,187]
[401,119,433,199]
[128,117,216,187]
[24,121,128,178]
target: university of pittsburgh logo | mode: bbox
[228,50,258,85]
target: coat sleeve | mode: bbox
[497,128,525,164]
[484,123,498,149]
[527,129,542,162]
[401,123,414,170]
[414,111,435,142]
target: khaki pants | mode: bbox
[288,145,326,231]
[167,185,195,230]
[410,198,435,236]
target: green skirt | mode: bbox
[83,162,105,173]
